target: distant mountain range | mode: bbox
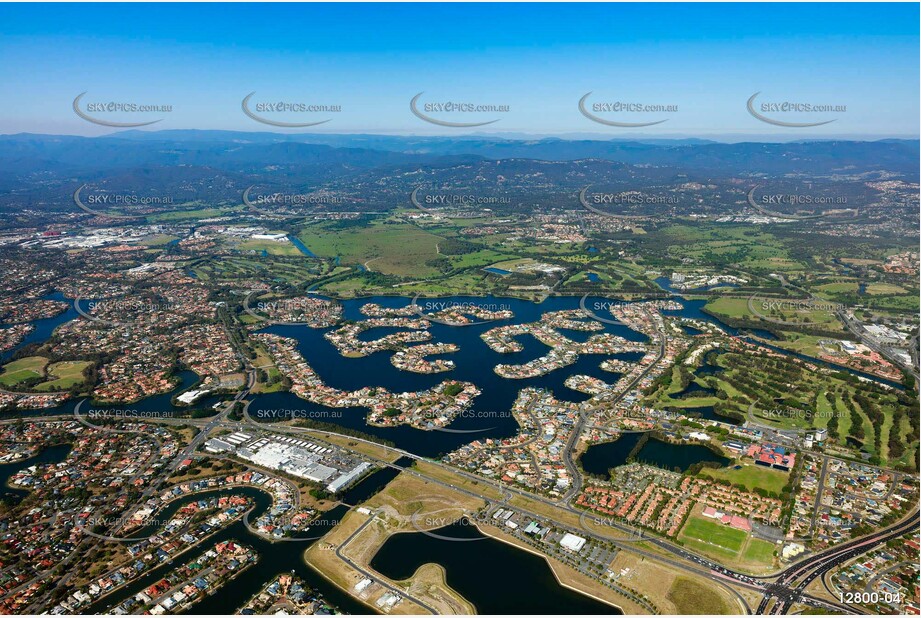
[0,131,916,215]
[2,131,916,176]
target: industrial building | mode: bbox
[204,432,373,493]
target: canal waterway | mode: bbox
[0,443,72,504]
[82,463,406,615]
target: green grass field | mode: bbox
[136,234,180,246]
[815,281,859,295]
[703,297,755,319]
[699,463,789,496]
[234,238,303,256]
[705,296,843,331]
[864,283,909,295]
[741,539,776,564]
[33,361,92,391]
[148,205,241,221]
[190,255,328,285]
[297,221,445,277]
[0,357,90,391]
[680,537,738,561]
[680,516,747,552]
[0,356,49,387]
[654,225,807,273]
[769,332,833,358]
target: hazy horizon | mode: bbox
[3,128,919,144]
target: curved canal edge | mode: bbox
[470,520,630,614]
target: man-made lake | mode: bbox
[6,293,903,454]
[579,432,730,476]
[250,295,648,457]
[370,519,616,614]
[1,293,79,362]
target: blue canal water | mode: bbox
[0,443,72,504]
[4,294,904,451]
[675,405,742,426]
[1,293,80,362]
[287,234,316,257]
[2,291,907,613]
[251,295,649,457]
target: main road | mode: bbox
[562,297,668,502]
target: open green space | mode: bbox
[234,238,304,257]
[864,283,907,295]
[680,516,747,552]
[699,463,789,496]
[741,539,776,564]
[0,356,49,387]
[33,361,93,391]
[0,357,91,391]
[667,577,731,615]
[297,220,446,277]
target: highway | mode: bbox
[755,507,920,614]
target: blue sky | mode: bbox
[1,3,918,139]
